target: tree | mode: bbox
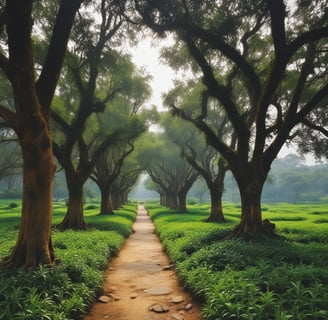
[0,0,83,268]
[136,0,328,238]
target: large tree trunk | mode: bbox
[178,192,187,212]
[58,181,87,230]
[233,175,275,239]
[99,186,114,215]
[207,187,225,222]
[3,128,56,268]
[112,191,120,210]
[166,192,178,210]
[160,192,165,206]
[100,188,114,215]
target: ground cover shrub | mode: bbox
[147,202,328,320]
[0,201,136,320]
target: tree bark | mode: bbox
[166,192,178,209]
[233,176,266,239]
[207,187,225,222]
[100,187,115,215]
[3,128,56,268]
[160,192,165,206]
[57,181,87,230]
[112,192,120,210]
[178,192,187,212]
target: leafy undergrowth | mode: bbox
[147,202,328,320]
[0,201,136,320]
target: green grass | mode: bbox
[147,202,328,320]
[0,200,137,320]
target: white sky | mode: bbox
[129,37,175,109]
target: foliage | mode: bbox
[148,202,328,320]
[0,201,136,320]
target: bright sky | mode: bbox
[129,37,175,109]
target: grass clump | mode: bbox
[0,201,136,320]
[148,202,328,320]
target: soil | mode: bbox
[84,205,202,320]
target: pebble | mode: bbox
[185,303,192,310]
[130,292,138,299]
[148,303,170,313]
[171,313,184,320]
[98,295,110,303]
[109,293,121,301]
[144,286,172,295]
[170,295,184,303]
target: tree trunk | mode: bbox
[166,192,178,209]
[112,192,119,210]
[160,192,165,206]
[58,182,87,230]
[207,187,225,222]
[178,192,187,212]
[100,186,114,215]
[233,176,273,239]
[3,128,56,268]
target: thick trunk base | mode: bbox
[233,219,276,240]
[207,213,225,222]
[57,212,88,230]
[57,188,87,230]
[2,236,56,269]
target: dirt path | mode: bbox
[84,205,201,320]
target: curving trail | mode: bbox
[84,204,201,320]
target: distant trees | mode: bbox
[135,0,328,238]
[140,133,198,211]
[161,110,228,221]
[262,155,328,203]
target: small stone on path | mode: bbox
[148,303,170,313]
[109,293,121,301]
[171,313,184,320]
[185,303,193,310]
[170,295,184,303]
[130,292,138,299]
[144,286,172,295]
[98,295,110,303]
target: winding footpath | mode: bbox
[84,204,201,320]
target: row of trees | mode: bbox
[0,0,155,268]
[0,0,326,268]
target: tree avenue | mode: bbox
[135,0,328,238]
